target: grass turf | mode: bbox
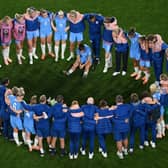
[0,0,168,167]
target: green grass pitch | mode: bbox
[0,0,168,168]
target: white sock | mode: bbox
[54,46,59,61]
[20,49,23,56]
[47,43,52,53]
[13,132,20,145]
[70,52,74,57]
[68,69,73,75]
[22,132,26,143]
[157,123,162,136]
[6,46,10,57]
[61,43,66,58]
[83,71,88,76]
[161,120,165,135]
[17,53,21,61]
[105,57,109,67]
[146,72,150,79]
[134,67,139,73]
[32,47,36,55]
[144,71,150,79]
[29,52,33,60]
[138,70,142,75]
[2,48,8,58]
[41,44,46,55]
[27,139,32,149]
[40,148,44,153]
[108,53,112,67]
[34,137,39,146]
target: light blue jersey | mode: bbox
[129,32,141,60]
[38,15,52,38]
[54,16,67,32]
[54,15,68,41]
[152,92,164,116]
[24,110,35,134]
[76,44,92,64]
[10,98,24,130]
[8,95,16,109]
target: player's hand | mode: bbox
[43,112,48,119]
[65,27,69,32]
[125,118,129,123]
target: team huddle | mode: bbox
[1,6,168,160]
[0,74,168,160]
[0,7,168,83]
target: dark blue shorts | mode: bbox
[114,131,128,141]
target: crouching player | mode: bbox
[64,43,92,78]
[21,95,51,157]
[129,93,147,153]
[80,97,97,159]
[50,95,68,157]
[112,95,131,159]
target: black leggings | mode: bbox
[115,50,128,72]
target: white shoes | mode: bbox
[21,55,26,60]
[69,153,73,160]
[61,55,65,60]
[122,71,126,76]
[116,151,124,159]
[150,141,156,148]
[55,57,59,62]
[103,66,108,73]
[67,55,74,61]
[18,59,22,65]
[33,54,38,59]
[29,59,33,65]
[144,141,149,147]
[129,148,134,153]
[99,147,103,153]
[101,151,107,158]
[80,148,86,155]
[74,153,78,159]
[83,72,88,78]
[139,145,144,150]
[112,72,120,76]
[89,152,94,159]
[17,141,23,147]
[123,148,128,155]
